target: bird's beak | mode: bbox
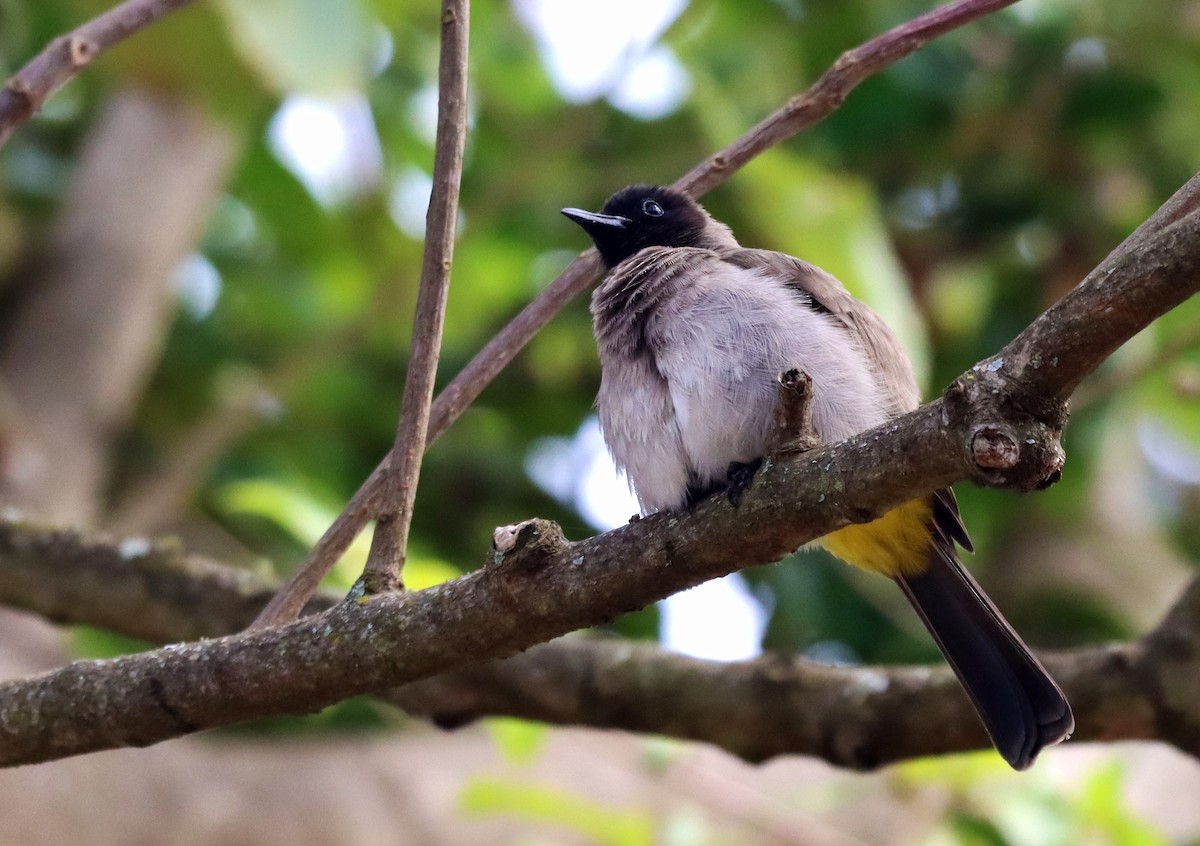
[561,208,630,234]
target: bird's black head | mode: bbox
[562,185,708,268]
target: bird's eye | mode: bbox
[641,199,664,218]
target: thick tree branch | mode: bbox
[0,523,303,643]
[0,509,1193,769]
[392,637,1160,769]
[0,409,994,764]
[1,176,1198,764]
[0,0,198,149]
[259,0,1025,626]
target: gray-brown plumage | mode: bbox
[563,184,1073,769]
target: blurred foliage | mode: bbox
[461,778,656,845]
[3,0,1200,836]
[899,755,1171,846]
[455,753,1176,845]
[488,716,551,766]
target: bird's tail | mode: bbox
[821,493,1073,769]
[896,542,1074,769]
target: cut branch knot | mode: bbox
[970,425,1019,469]
[769,369,820,454]
[944,370,1068,493]
[68,36,99,67]
[490,518,568,571]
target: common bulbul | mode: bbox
[563,184,1073,770]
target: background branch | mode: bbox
[0,0,198,149]
[0,90,234,522]
[255,0,1024,627]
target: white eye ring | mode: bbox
[641,199,664,217]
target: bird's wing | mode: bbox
[725,248,973,552]
[724,249,921,414]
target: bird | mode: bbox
[562,184,1074,770]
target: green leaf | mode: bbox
[896,750,1011,790]
[1134,317,1200,459]
[71,625,154,659]
[948,812,1011,846]
[487,717,549,765]
[217,477,343,548]
[460,778,655,846]
[214,478,459,590]
[213,0,375,94]
[1075,763,1170,846]
[219,695,397,736]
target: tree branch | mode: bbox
[0,0,198,149]
[256,0,1025,627]
[390,635,1161,769]
[0,517,1183,768]
[0,90,234,523]
[0,492,1194,769]
[254,0,470,615]
[358,0,470,595]
[673,0,1021,196]
[0,506,1137,769]
[2,173,1199,764]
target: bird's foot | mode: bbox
[725,458,763,507]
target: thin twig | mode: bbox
[359,0,471,596]
[673,0,1021,195]
[0,0,197,149]
[252,0,1021,627]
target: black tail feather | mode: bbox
[897,547,1074,770]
